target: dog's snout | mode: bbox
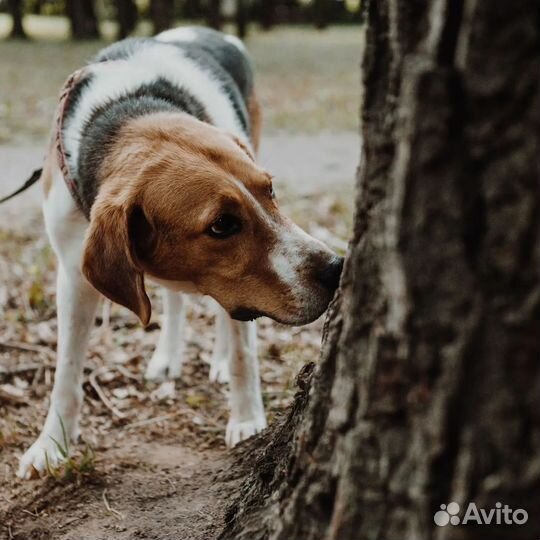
[316,256,344,292]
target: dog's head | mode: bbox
[82,113,343,326]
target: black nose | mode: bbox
[317,256,344,292]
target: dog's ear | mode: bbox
[82,199,154,326]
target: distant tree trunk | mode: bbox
[236,0,248,38]
[115,0,138,39]
[258,0,274,30]
[206,0,222,29]
[7,0,26,38]
[151,0,174,34]
[313,0,330,29]
[66,0,99,39]
[221,1,540,540]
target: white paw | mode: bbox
[225,415,267,447]
[209,358,230,383]
[18,436,67,479]
[145,350,183,381]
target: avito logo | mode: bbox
[434,501,528,527]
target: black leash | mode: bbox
[0,168,43,205]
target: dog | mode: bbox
[15,26,343,479]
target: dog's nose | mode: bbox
[317,256,344,292]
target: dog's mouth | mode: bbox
[230,307,264,322]
[230,302,330,326]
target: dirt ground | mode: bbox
[0,23,359,540]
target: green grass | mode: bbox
[0,16,362,143]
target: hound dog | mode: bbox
[16,27,343,479]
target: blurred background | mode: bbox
[0,0,361,514]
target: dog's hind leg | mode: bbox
[225,320,266,447]
[145,289,187,380]
[19,177,100,478]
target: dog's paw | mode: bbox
[145,350,183,381]
[209,357,229,384]
[225,415,267,447]
[18,436,67,479]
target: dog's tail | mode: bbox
[0,168,43,205]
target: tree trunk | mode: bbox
[7,0,26,38]
[151,0,174,34]
[66,0,99,39]
[312,0,330,29]
[206,0,222,30]
[236,0,248,38]
[258,0,274,30]
[115,0,138,39]
[221,1,540,540]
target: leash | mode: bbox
[0,168,43,205]
[0,68,89,217]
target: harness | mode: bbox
[0,68,89,218]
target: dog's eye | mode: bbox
[269,185,276,199]
[207,214,242,239]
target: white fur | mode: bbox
[208,299,232,383]
[156,27,198,43]
[224,34,246,52]
[226,320,266,446]
[63,41,248,174]
[145,289,187,380]
[271,222,329,305]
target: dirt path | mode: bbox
[3,433,244,540]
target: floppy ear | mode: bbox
[82,199,153,326]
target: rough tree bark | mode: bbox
[7,0,26,39]
[221,1,540,540]
[66,0,99,39]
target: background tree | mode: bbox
[206,0,222,29]
[150,0,174,34]
[115,0,138,39]
[221,1,540,539]
[258,0,274,29]
[7,0,26,38]
[235,0,249,38]
[312,0,329,29]
[66,0,99,39]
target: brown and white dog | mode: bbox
[17,27,343,478]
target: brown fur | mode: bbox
[248,93,262,154]
[82,112,305,324]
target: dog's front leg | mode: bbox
[225,320,267,447]
[18,264,99,478]
[145,289,187,380]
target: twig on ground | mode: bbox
[0,341,55,360]
[123,414,175,430]
[102,489,124,520]
[88,367,126,419]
